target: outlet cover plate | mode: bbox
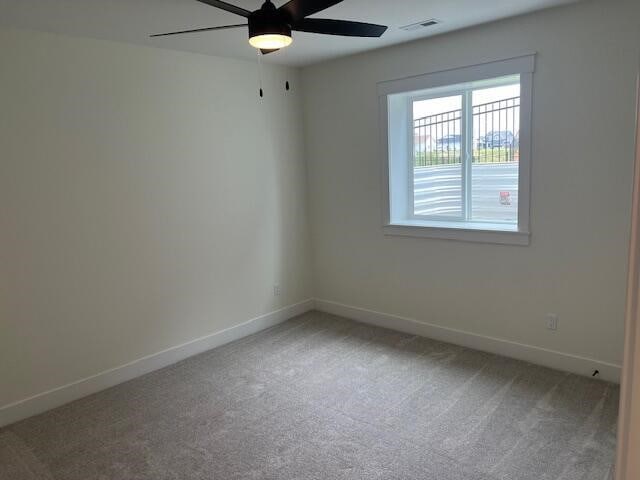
[546,313,559,331]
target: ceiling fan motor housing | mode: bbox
[249,2,292,41]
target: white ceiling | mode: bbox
[0,0,579,66]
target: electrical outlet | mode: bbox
[273,284,281,297]
[546,313,559,331]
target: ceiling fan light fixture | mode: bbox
[248,4,292,50]
[249,33,292,49]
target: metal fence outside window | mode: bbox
[414,96,520,167]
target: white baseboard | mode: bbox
[1,297,620,428]
[315,299,621,383]
[0,299,315,428]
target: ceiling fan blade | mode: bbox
[196,0,251,18]
[279,0,343,23]
[150,24,246,38]
[261,48,280,55]
[293,18,387,37]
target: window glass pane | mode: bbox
[413,95,463,219]
[472,83,520,223]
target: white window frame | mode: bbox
[378,54,535,246]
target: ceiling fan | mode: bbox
[151,0,388,55]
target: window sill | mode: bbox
[383,220,530,245]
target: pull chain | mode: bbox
[257,51,264,98]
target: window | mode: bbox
[379,55,534,245]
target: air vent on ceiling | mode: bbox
[400,19,441,32]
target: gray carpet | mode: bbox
[0,311,619,480]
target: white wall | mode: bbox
[302,0,640,369]
[0,28,312,408]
